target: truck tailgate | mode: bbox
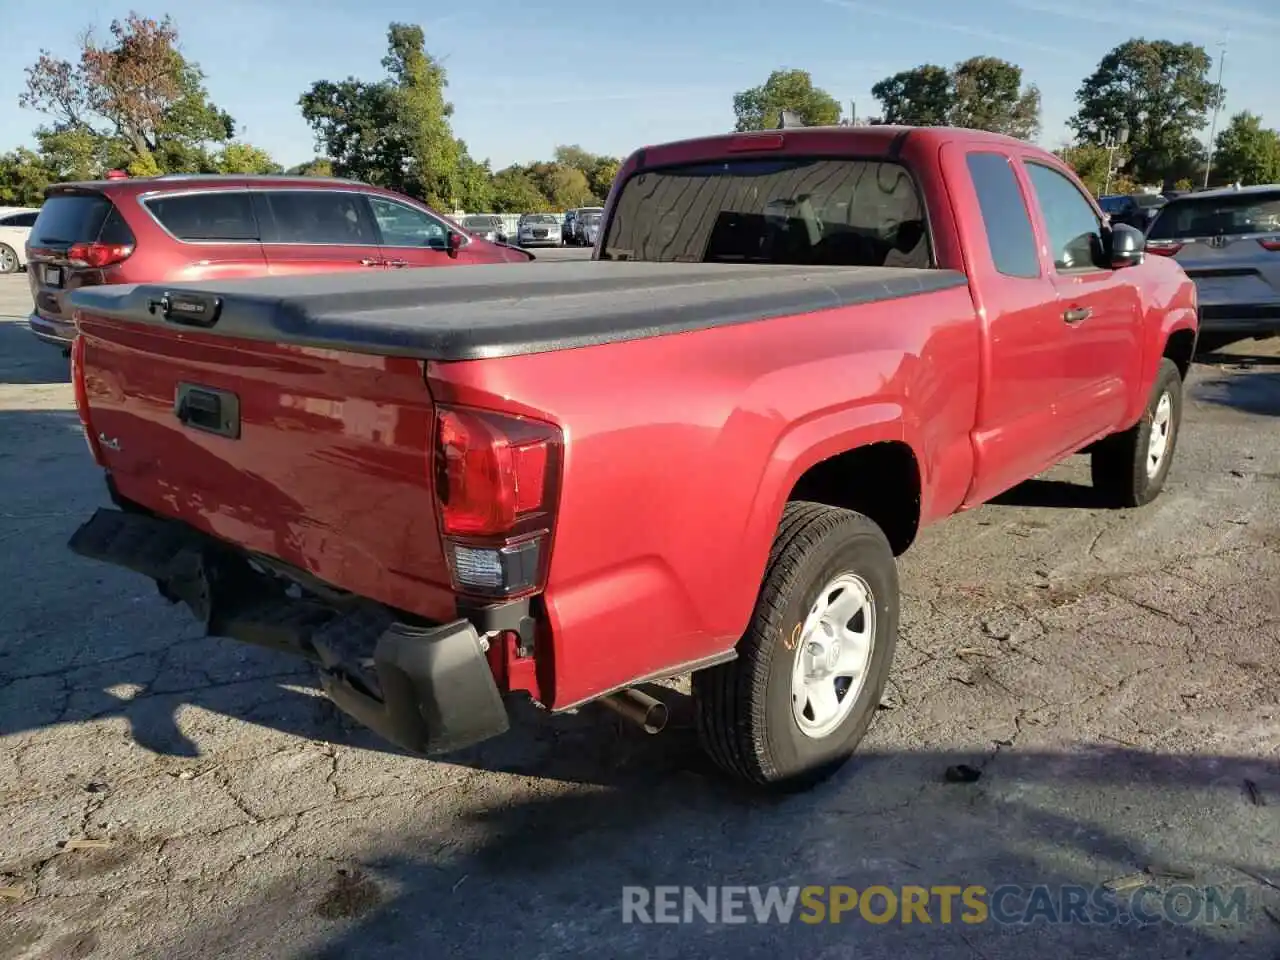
[75,312,454,620]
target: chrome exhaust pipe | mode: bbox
[599,687,668,734]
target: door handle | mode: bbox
[384,259,409,268]
[359,258,380,266]
[1063,306,1092,325]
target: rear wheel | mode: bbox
[0,244,18,274]
[693,502,899,790]
[1091,358,1183,507]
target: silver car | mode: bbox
[1145,184,1280,345]
[517,213,562,248]
[579,210,603,247]
[460,214,508,244]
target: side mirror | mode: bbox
[1107,223,1146,269]
[446,230,464,258]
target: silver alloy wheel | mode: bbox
[0,247,16,273]
[791,572,876,739]
[1146,391,1174,479]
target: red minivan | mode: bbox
[26,174,532,351]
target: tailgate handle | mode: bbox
[175,383,241,439]
[149,292,223,328]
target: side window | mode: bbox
[367,197,449,249]
[0,212,39,227]
[145,192,258,242]
[1024,162,1104,272]
[261,191,378,245]
[965,152,1040,279]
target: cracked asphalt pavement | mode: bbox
[0,274,1277,959]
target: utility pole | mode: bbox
[1103,124,1129,196]
[1203,39,1228,189]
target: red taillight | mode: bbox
[66,242,134,269]
[70,335,105,466]
[727,133,785,152]
[1258,238,1280,251]
[1145,241,1183,257]
[434,405,562,598]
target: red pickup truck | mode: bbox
[65,126,1197,790]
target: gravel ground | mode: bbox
[0,273,1277,959]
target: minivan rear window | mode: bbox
[145,192,259,241]
[600,157,931,267]
[31,194,113,245]
[1147,190,1280,240]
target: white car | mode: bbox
[517,214,562,248]
[0,206,40,274]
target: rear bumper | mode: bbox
[67,506,511,755]
[1198,303,1280,334]
[28,312,75,346]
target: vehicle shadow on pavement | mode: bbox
[1191,371,1280,418]
[987,475,1112,510]
[160,744,1279,960]
[0,319,69,386]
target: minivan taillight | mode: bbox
[434,405,562,598]
[1145,241,1183,257]
[66,242,134,269]
[70,335,105,466]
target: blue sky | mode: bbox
[0,0,1276,170]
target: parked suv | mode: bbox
[25,174,531,351]
[0,207,40,273]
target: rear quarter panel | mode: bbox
[429,284,979,708]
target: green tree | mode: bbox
[1055,143,1135,196]
[383,23,460,208]
[287,158,335,177]
[589,156,621,202]
[490,167,547,212]
[1211,112,1280,186]
[871,65,952,126]
[299,78,405,188]
[732,69,842,131]
[20,13,234,176]
[0,149,54,205]
[1070,39,1221,186]
[214,142,283,174]
[456,146,494,211]
[300,23,480,208]
[526,162,593,209]
[950,57,1040,139]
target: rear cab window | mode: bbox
[600,157,932,267]
[143,192,259,242]
[965,152,1040,279]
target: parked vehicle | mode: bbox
[516,213,562,247]
[66,125,1197,790]
[460,214,509,245]
[24,174,531,353]
[1144,183,1280,349]
[578,209,603,247]
[567,206,603,245]
[1099,193,1165,231]
[0,207,40,274]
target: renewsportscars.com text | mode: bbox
[621,884,1249,926]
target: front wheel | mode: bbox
[1091,357,1184,507]
[693,502,899,790]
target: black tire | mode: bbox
[693,502,899,790]
[1091,358,1183,508]
[0,244,18,275]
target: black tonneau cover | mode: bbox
[68,261,967,362]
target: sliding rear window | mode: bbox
[600,157,932,267]
[1147,190,1280,240]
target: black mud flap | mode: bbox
[68,507,511,755]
